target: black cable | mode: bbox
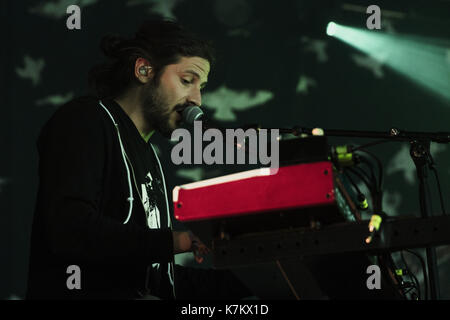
[352,140,392,151]
[342,170,369,211]
[347,159,398,298]
[400,250,421,300]
[357,156,378,189]
[355,140,443,216]
[356,155,383,213]
[409,272,421,300]
[430,166,447,216]
[346,166,384,227]
[346,167,373,196]
[351,141,436,300]
[377,253,407,300]
[405,249,429,300]
[355,142,443,216]
[357,150,384,191]
[357,152,402,299]
[346,165,384,217]
[403,287,414,295]
[347,140,442,300]
[343,170,363,195]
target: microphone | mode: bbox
[181,106,204,127]
[181,105,225,133]
[180,106,250,153]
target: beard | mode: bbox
[141,81,184,138]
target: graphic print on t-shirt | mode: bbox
[141,171,162,271]
[141,171,161,229]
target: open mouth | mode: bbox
[174,107,185,124]
[175,105,188,118]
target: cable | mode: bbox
[357,156,383,213]
[344,140,438,300]
[342,171,369,211]
[355,152,403,299]
[355,140,444,217]
[344,167,374,214]
[346,166,381,214]
[343,171,363,195]
[346,167,373,193]
[357,157,378,187]
[275,260,300,300]
[376,254,406,299]
[404,249,428,300]
[356,150,384,191]
[352,140,392,151]
[356,157,379,200]
[400,250,421,300]
[430,166,447,216]
[355,141,443,216]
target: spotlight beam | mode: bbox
[327,22,450,101]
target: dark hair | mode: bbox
[88,20,216,99]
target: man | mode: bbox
[26,20,251,300]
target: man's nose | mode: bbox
[187,88,202,107]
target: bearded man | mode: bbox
[26,20,252,300]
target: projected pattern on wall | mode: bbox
[3,0,450,299]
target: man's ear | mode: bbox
[135,58,153,84]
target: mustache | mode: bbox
[174,103,194,112]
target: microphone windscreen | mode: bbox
[182,106,204,126]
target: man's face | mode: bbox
[142,56,210,137]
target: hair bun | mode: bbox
[100,34,126,59]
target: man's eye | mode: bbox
[181,79,192,85]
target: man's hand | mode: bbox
[172,231,210,263]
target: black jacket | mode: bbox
[26,96,174,299]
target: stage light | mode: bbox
[326,22,450,101]
[326,22,337,36]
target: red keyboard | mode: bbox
[173,161,335,222]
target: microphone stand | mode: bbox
[409,140,440,300]
[276,126,450,300]
[278,126,450,143]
